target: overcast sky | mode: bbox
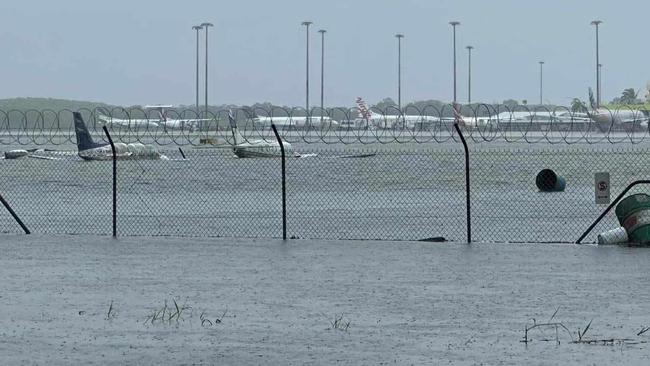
[0,0,648,107]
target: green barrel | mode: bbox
[615,193,650,244]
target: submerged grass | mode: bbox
[329,314,351,332]
[144,298,191,326]
[141,297,228,328]
[522,308,648,346]
[106,300,116,321]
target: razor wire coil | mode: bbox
[0,105,649,146]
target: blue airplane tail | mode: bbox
[73,112,105,151]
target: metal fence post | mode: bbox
[453,106,472,243]
[102,126,117,237]
[0,193,30,234]
[270,124,287,240]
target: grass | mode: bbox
[200,309,228,327]
[144,298,191,326]
[522,308,648,346]
[106,300,116,321]
[141,298,228,328]
[329,314,351,332]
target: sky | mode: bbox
[0,0,648,107]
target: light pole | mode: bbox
[318,29,326,123]
[302,21,312,121]
[192,25,202,111]
[591,20,602,108]
[395,34,404,110]
[466,45,473,104]
[449,21,460,105]
[598,63,602,104]
[200,22,213,120]
[539,61,544,105]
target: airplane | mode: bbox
[96,106,212,131]
[355,97,441,130]
[449,105,500,129]
[576,88,649,132]
[95,107,160,129]
[144,105,213,131]
[249,113,340,130]
[588,108,649,132]
[73,112,167,160]
[228,111,299,158]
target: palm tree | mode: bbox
[620,88,638,105]
[571,98,586,112]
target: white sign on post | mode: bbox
[595,172,610,205]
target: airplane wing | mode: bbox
[27,155,60,160]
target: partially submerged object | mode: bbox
[597,227,628,245]
[228,111,298,158]
[418,237,447,242]
[597,193,650,245]
[615,193,650,244]
[4,150,29,159]
[3,149,59,160]
[73,112,166,160]
[536,169,566,192]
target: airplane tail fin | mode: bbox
[228,110,245,145]
[356,97,373,119]
[452,104,467,127]
[241,106,258,119]
[73,112,103,151]
[96,106,110,116]
[588,87,596,109]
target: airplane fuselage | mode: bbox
[589,109,649,132]
[78,142,164,160]
[232,139,296,158]
[362,114,441,130]
[254,116,339,129]
[98,115,160,129]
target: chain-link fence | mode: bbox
[2,106,649,242]
[2,140,648,243]
[470,146,650,243]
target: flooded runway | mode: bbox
[0,235,648,364]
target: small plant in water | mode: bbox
[329,314,351,332]
[200,308,228,327]
[144,298,191,326]
[522,308,648,346]
[106,300,117,321]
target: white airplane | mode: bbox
[587,108,648,132]
[451,106,498,129]
[574,88,649,132]
[252,115,339,130]
[96,106,211,131]
[355,97,441,130]
[73,112,167,160]
[95,107,160,129]
[144,105,213,131]
[228,111,299,158]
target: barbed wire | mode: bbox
[1,104,649,146]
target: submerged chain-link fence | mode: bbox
[1,141,648,243]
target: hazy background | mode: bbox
[0,0,647,107]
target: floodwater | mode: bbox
[1,141,649,243]
[0,235,648,365]
[2,138,650,364]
